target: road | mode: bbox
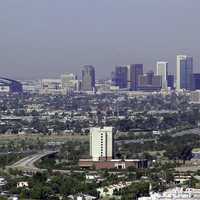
[7,151,58,172]
[175,166,200,172]
[172,128,200,137]
[116,138,156,145]
[7,151,88,174]
[7,151,128,175]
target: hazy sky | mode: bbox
[0,0,200,79]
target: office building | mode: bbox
[192,73,200,90]
[22,80,41,94]
[176,55,193,90]
[156,61,168,89]
[138,71,162,91]
[61,73,78,93]
[127,64,143,90]
[114,66,128,89]
[79,126,148,170]
[40,79,62,95]
[81,65,95,91]
[90,127,114,161]
[190,90,200,103]
[167,75,175,89]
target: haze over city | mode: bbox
[0,0,200,79]
[2,1,200,199]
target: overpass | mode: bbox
[7,151,123,174]
[7,151,58,173]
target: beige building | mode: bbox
[90,127,113,161]
[61,73,78,94]
[79,126,148,169]
[81,65,95,91]
[40,79,62,95]
[190,90,200,103]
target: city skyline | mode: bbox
[1,55,198,81]
[0,0,200,79]
[1,1,200,199]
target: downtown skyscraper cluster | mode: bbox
[112,64,164,91]
[111,55,200,92]
[38,54,200,95]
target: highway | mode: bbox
[7,151,58,172]
[7,151,125,175]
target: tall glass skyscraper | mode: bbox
[127,64,143,91]
[114,66,128,89]
[192,73,200,90]
[81,65,95,91]
[176,55,193,90]
[167,75,175,89]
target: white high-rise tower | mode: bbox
[90,127,114,161]
[156,61,168,89]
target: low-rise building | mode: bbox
[0,177,7,186]
[79,159,148,170]
[40,79,62,95]
[174,176,191,185]
[138,187,200,200]
[190,90,200,103]
[17,181,29,188]
[97,182,132,198]
[68,194,96,200]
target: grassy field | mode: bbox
[0,134,89,145]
